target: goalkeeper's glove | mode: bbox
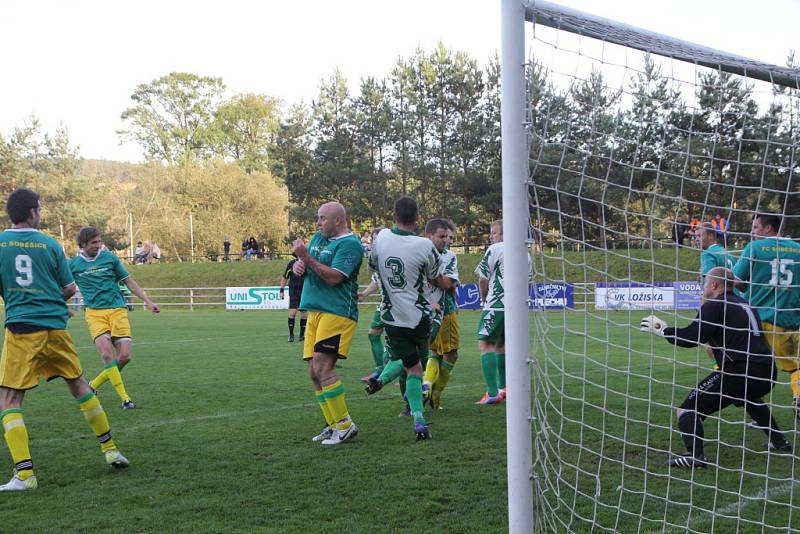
[640,315,666,336]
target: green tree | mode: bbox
[215,93,281,174]
[119,72,226,163]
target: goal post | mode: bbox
[502,1,800,532]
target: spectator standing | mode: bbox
[223,236,231,262]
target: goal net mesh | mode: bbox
[525,3,800,532]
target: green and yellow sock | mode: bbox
[315,389,335,426]
[105,360,131,402]
[481,352,499,397]
[77,392,116,453]
[368,333,385,369]
[423,354,442,386]
[497,353,506,390]
[405,375,426,425]
[434,359,455,393]
[322,380,351,430]
[1,410,33,480]
[90,367,110,390]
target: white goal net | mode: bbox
[502,1,800,532]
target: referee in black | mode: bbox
[279,253,307,342]
[641,266,791,468]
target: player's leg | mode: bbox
[113,338,135,409]
[424,316,443,393]
[431,313,461,408]
[0,330,41,490]
[496,342,506,398]
[672,371,732,467]
[743,363,792,451]
[287,308,298,342]
[762,323,800,418]
[310,314,358,446]
[477,310,503,404]
[362,309,386,382]
[304,313,335,441]
[51,329,128,469]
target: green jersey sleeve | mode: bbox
[330,238,362,278]
[113,255,130,282]
[732,243,753,281]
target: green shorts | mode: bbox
[385,316,431,367]
[477,309,505,344]
[369,308,384,330]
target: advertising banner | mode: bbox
[530,283,574,309]
[673,281,703,310]
[456,283,574,310]
[595,282,674,310]
[226,287,288,310]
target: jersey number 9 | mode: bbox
[15,254,34,287]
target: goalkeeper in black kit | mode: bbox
[640,267,791,469]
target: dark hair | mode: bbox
[76,226,101,247]
[393,196,418,226]
[754,213,781,234]
[424,218,455,235]
[6,188,40,224]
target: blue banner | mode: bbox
[673,281,702,310]
[455,283,573,310]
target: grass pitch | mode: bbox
[1,308,798,532]
[0,310,507,532]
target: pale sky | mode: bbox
[1,0,797,163]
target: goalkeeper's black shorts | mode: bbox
[679,361,777,416]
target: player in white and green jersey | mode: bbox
[0,188,128,492]
[69,227,159,409]
[293,201,363,446]
[422,218,460,410]
[475,220,507,405]
[733,213,800,416]
[365,197,442,440]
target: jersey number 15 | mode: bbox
[770,258,794,287]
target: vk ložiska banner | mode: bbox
[455,283,574,310]
[226,287,288,310]
[595,281,702,310]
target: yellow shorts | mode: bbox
[0,329,83,389]
[302,311,357,360]
[431,312,460,355]
[85,308,132,341]
[762,322,800,372]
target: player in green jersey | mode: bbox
[0,189,128,492]
[292,202,363,446]
[733,213,800,417]
[696,221,735,370]
[697,222,734,279]
[69,227,160,409]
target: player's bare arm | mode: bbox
[123,277,160,313]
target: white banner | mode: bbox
[595,283,675,310]
[226,287,288,310]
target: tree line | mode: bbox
[1,44,797,260]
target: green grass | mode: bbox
[0,310,508,532]
[533,309,800,533]
[1,306,790,532]
[126,247,702,289]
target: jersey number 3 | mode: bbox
[385,257,406,289]
[15,254,34,287]
[769,259,794,287]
